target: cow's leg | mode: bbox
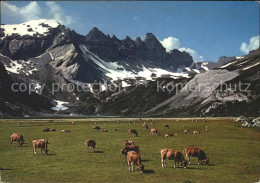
[188,156,191,164]
[93,146,95,152]
[174,160,176,168]
[198,158,200,165]
[131,162,134,172]
[178,161,180,167]
[128,160,131,171]
[161,158,164,168]
[86,146,89,152]
[33,146,37,155]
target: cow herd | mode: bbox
[9,119,210,173]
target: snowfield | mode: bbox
[1,19,59,38]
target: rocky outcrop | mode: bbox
[0,62,54,117]
[235,116,260,128]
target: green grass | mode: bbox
[0,118,259,183]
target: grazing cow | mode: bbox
[123,140,134,146]
[150,122,155,124]
[85,139,96,152]
[193,131,200,134]
[127,151,144,173]
[184,130,190,133]
[32,139,48,155]
[43,127,50,132]
[163,124,169,129]
[98,129,108,132]
[114,128,118,131]
[206,126,209,132]
[165,133,173,138]
[120,145,140,161]
[10,133,24,147]
[61,129,70,133]
[129,120,133,124]
[160,148,187,168]
[92,125,100,130]
[183,125,186,128]
[71,122,75,125]
[43,128,56,132]
[183,147,209,165]
[128,129,138,137]
[150,128,160,136]
[142,122,148,129]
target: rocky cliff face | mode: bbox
[0,62,54,117]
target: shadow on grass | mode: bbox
[0,168,14,171]
[141,159,151,162]
[95,151,104,153]
[47,154,57,156]
[143,170,155,174]
[207,164,216,166]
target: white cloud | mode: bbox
[160,37,180,52]
[2,1,41,21]
[1,1,74,26]
[45,1,74,25]
[240,35,260,54]
[160,36,204,62]
[179,47,204,62]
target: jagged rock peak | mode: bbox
[86,27,110,41]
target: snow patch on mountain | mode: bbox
[243,62,260,70]
[51,100,69,111]
[80,45,190,82]
[1,19,59,38]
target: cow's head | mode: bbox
[19,137,25,147]
[204,158,209,165]
[182,160,188,168]
[44,149,49,155]
[139,164,144,173]
[120,147,126,155]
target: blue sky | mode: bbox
[1,1,259,62]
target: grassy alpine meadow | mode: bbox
[0,118,259,183]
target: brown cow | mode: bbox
[127,151,144,173]
[32,139,48,155]
[120,145,140,161]
[98,129,108,132]
[92,125,100,130]
[165,133,173,138]
[114,128,118,131]
[61,129,70,133]
[160,148,187,168]
[193,130,200,134]
[150,128,160,136]
[43,128,56,132]
[163,124,169,129]
[183,147,209,165]
[142,122,148,129]
[206,126,209,132]
[10,133,24,147]
[184,130,190,133]
[123,140,134,146]
[128,129,138,137]
[85,139,96,152]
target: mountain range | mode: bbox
[0,19,259,117]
